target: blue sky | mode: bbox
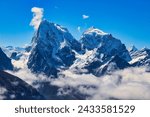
[0,0,150,49]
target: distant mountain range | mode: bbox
[0,19,150,99]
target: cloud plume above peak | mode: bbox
[30,7,44,30]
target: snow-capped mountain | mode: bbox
[1,19,150,100]
[2,46,25,60]
[0,21,139,77]
[70,27,131,76]
[80,27,131,62]
[1,46,30,69]
[130,48,150,67]
[0,71,44,100]
[26,22,133,77]
[0,47,13,70]
[94,55,131,76]
[128,45,138,57]
[27,20,82,77]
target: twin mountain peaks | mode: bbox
[0,20,150,99]
[1,19,150,77]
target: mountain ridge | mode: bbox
[1,19,149,77]
[1,19,150,100]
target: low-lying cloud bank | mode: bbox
[8,67,150,100]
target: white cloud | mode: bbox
[77,26,81,32]
[82,15,89,19]
[51,67,150,100]
[30,7,44,30]
[7,66,150,100]
[0,87,7,100]
[7,67,49,88]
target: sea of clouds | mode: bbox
[7,66,150,100]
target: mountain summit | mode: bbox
[27,21,132,77]
[27,20,82,77]
[130,48,150,67]
[69,27,131,76]
[80,27,131,62]
[1,19,150,100]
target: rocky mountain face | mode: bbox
[128,45,138,56]
[0,48,13,70]
[0,71,44,100]
[70,27,131,76]
[2,20,149,77]
[27,20,82,77]
[27,24,132,77]
[130,48,150,67]
[94,55,131,76]
[80,27,131,61]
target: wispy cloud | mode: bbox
[82,15,89,19]
[30,7,44,30]
[0,87,7,100]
